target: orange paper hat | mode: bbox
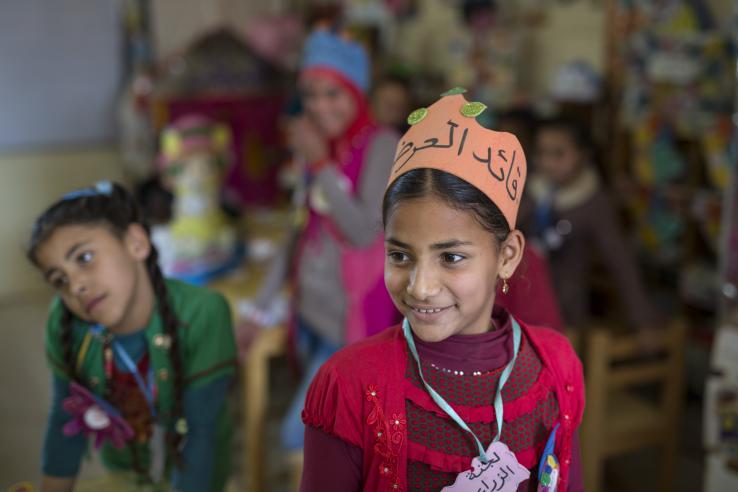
[388,89,527,229]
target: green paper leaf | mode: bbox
[407,107,428,125]
[176,418,189,435]
[441,87,467,97]
[460,101,487,118]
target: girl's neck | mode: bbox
[110,266,156,335]
[413,308,513,373]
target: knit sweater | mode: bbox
[302,308,584,491]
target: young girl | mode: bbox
[301,92,584,491]
[248,28,400,451]
[28,182,237,492]
[520,116,657,331]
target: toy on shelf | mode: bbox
[151,115,242,284]
[151,29,289,206]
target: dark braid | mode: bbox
[146,244,186,468]
[26,182,187,475]
[59,305,77,380]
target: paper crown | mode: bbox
[300,30,369,92]
[388,89,527,229]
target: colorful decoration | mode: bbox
[407,107,428,125]
[153,115,240,284]
[538,455,560,491]
[537,424,560,492]
[620,3,734,135]
[702,116,735,191]
[460,101,487,118]
[62,381,134,449]
[175,417,189,435]
[391,93,526,229]
[441,87,468,97]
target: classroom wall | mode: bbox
[391,0,606,100]
[707,0,734,25]
[530,0,605,97]
[0,147,125,301]
[151,0,291,59]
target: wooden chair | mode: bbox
[564,327,582,356]
[581,319,687,492]
[242,324,288,492]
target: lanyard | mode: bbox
[90,324,158,419]
[113,341,157,419]
[403,316,522,464]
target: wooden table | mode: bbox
[209,209,293,492]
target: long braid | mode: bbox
[59,305,77,380]
[146,244,186,468]
[129,442,150,480]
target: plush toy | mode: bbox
[152,115,239,283]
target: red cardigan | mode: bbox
[302,319,585,492]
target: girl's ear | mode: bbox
[125,224,152,261]
[498,230,525,281]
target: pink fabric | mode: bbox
[62,381,134,449]
[295,77,398,343]
[302,317,584,492]
[298,125,398,343]
[496,245,565,333]
[342,235,397,343]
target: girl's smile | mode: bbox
[301,74,358,139]
[405,302,456,326]
[384,195,508,342]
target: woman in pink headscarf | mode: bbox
[249,29,400,451]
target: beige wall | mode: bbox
[707,0,734,24]
[151,0,291,59]
[392,0,606,100]
[0,147,125,301]
[531,0,605,97]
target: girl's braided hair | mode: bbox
[27,181,186,473]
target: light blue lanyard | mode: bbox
[90,324,157,419]
[403,317,522,464]
[113,342,157,419]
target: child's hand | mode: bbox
[286,117,329,165]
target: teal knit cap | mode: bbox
[301,30,369,93]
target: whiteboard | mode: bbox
[0,0,122,151]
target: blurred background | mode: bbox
[1,0,737,491]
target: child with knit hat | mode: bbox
[300,90,584,491]
[248,28,400,451]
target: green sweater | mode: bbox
[44,279,237,490]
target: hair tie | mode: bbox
[62,181,113,201]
